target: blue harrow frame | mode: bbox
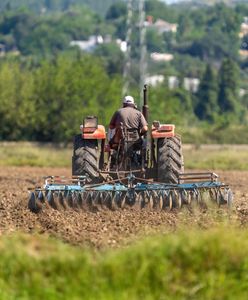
[28,172,233,213]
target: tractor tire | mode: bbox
[157,135,184,184]
[72,134,99,183]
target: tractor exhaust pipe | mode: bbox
[142,84,149,123]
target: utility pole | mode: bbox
[139,0,147,108]
[122,0,147,106]
[122,0,133,97]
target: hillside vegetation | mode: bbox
[0,1,247,142]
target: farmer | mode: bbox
[108,95,148,148]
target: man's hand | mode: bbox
[140,125,148,136]
[108,128,116,141]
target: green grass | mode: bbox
[1,228,248,300]
[0,142,71,167]
[0,142,248,170]
[184,145,248,170]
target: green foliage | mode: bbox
[1,229,248,299]
[0,1,246,142]
[0,54,122,142]
[145,0,178,23]
[176,4,242,61]
[0,6,111,58]
[0,61,35,140]
[0,0,122,16]
[218,58,241,117]
[94,43,124,75]
[195,64,219,122]
[32,54,121,141]
[149,85,194,126]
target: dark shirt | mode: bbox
[109,106,148,130]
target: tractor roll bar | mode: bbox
[142,84,149,123]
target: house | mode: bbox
[239,17,248,38]
[150,19,178,34]
[184,78,200,93]
[239,49,248,59]
[145,75,165,87]
[168,76,179,89]
[70,35,103,52]
[116,39,127,52]
[239,89,247,97]
[151,52,174,62]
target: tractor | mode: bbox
[72,85,184,185]
[28,86,232,212]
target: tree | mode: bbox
[218,58,241,117]
[195,64,219,122]
[106,2,126,20]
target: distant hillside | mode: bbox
[164,0,247,6]
[168,0,247,5]
[0,0,124,15]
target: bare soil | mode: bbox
[0,167,247,248]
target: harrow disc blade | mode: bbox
[90,192,103,211]
[79,192,88,210]
[226,189,233,208]
[176,191,182,209]
[28,192,42,213]
[179,190,187,206]
[76,192,83,208]
[133,192,143,209]
[58,192,67,209]
[82,192,91,210]
[159,194,164,210]
[72,192,80,209]
[120,192,127,209]
[159,191,169,210]
[47,191,57,210]
[148,194,154,209]
[38,191,45,203]
[66,192,74,208]
[111,193,118,210]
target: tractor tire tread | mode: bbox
[157,136,184,184]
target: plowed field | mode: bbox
[0,167,247,248]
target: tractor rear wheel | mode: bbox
[157,135,184,184]
[72,134,99,183]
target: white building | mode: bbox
[184,78,200,93]
[70,35,103,52]
[168,76,179,89]
[145,75,165,87]
[116,39,127,52]
[151,52,174,62]
[239,17,248,38]
[150,19,178,34]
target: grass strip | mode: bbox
[0,228,248,300]
[0,142,248,170]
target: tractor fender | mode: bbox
[81,125,106,140]
[151,124,175,139]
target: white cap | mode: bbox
[123,95,134,105]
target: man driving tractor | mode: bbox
[108,95,148,149]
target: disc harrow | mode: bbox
[28,173,233,213]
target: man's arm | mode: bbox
[139,113,148,135]
[109,111,117,129]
